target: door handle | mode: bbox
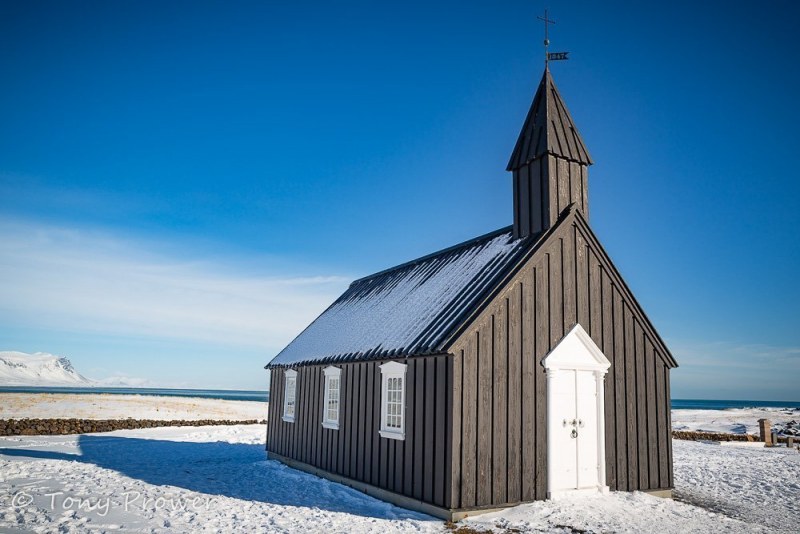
[571,429,578,439]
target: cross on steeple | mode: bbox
[537,9,555,66]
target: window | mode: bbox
[379,361,407,440]
[282,369,297,422]
[322,366,341,429]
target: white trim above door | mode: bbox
[542,324,611,499]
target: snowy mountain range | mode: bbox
[0,351,93,386]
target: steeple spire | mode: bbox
[507,68,593,239]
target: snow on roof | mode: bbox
[267,228,529,367]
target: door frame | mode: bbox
[542,324,611,499]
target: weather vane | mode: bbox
[538,9,569,66]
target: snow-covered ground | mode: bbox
[0,393,266,421]
[672,407,799,436]
[1,425,798,533]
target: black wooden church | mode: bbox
[265,66,676,520]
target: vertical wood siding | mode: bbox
[265,355,452,509]
[513,156,589,237]
[447,218,673,508]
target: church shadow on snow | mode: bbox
[0,434,434,521]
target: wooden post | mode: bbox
[758,419,771,445]
[787,436,794,448]
[771,431,778,447]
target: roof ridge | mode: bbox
[350,225,516,285]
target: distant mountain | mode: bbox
[0,351,93,386]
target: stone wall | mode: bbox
[672,430,796,444]
[0,418,266,436]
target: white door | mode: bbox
[543,324,611,499]
[549,369,600,492]
[575,370,600,489]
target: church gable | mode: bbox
[445,206,674,369]
[444,205,675,508]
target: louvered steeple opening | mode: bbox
[508,68,593,239]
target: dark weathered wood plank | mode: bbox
[580,166,589,218]
[314,366,322,463]
[266,370,274,452]
[413,358,425,500]
[600,270,615,488]
[280,369,288,457]
[577,230,589,329]
[613,288,627,491]
[295,369,304,462]
[557,158,570,216]
[306,367,314,466]
[563,226,577,331]
[435,356,447,506]
[321,402,330,472]
[404,356,416,496]
[275,369,284,457]
[387,431,395,490]
[445,355,457,508]
[507,283,522,504]
[295,369,303,459]
[569,161,582,212]
[588,251,602,346]
[341,365,350,474]
[665,368,674,489]
[380,435,389,489]
[635,323,649,490]
[533,262,548,500]
[492,304,508,505]
[461,340,477,508]
[364,362,374,482]
[304,366,321,465]
[625,305,638,490]
[424,357,436,503]
[270,369,280,455]
[356,364,366,481]
[371,361,381,487]
[476,321,493,506]
[519,165,531,237]
[393,391,405,494]
[530,161,543,234]
[646,338,658,488]
[305,367,314,464]
[522,271,537,501]
[287,369,296,459]
[549,245,564,348]
[656,359,668,488]
[544,157,555,228]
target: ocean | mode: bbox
[671,399,800,410]
[1,387,797,409]
[0,386,269,402]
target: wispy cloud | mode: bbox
[0,218,349,352]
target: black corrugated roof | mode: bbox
[266,227,534,368]
[507,67,593,170]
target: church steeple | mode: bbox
[508,67,592,239]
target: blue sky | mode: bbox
[1,1,798,398]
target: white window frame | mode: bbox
[379,361,407,440]
[282,369,298,422]
[322,366,342,430]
